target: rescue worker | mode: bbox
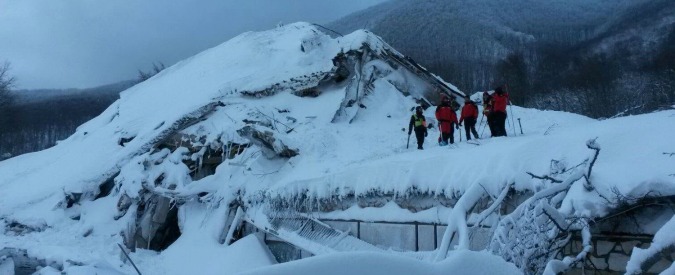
[492,86,509,137]
[483,91,496,137]
[459,95,480,140]
[408,106,428,150]
[435,96,459,146]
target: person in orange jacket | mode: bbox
[492,86,509,137]
[459,95,480,140]
[435,96,459,146]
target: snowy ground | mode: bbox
[241,250,521,275]
[1,22,674,274]
[2,106,672,274]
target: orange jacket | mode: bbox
[460,101,479,123]
[435,103,458,133]
[493,93,509,113]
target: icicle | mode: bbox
[222,207,244,246]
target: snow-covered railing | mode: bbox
[257,188,478,213]
[244,207,380,256]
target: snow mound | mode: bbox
[241,250,522,275]
[0,22,452,221]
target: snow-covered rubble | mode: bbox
[1,22,675,274]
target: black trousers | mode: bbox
[487,113,496,137]
[464,117,479,140]
[493,111,508,137]
[414,129,425,149]
[440,130,454,144]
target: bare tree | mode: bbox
[0,61,17,159]
[0,61,17,131]
[0,61,16,109]
[137,62,166,83]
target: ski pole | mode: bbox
[118,243,143,275]
[479,115,487,138]
[508,101,516,136]
[459,123,463,142]
[407,133,411,149]
[518,118,523,135]
[438,123,442,145]
[477,117,484,138]
[478,112,484,127]
[503,84,517,136]
[506,113,512,136]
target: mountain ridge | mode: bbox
[329,0,675,117]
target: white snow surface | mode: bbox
[241,250,521,275]
[1,22,674,274]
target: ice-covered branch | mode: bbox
[255,108,295,134]
[583,138,600,191]
[139,182,213,204]
[626,214,675,274]
[663,152,675,157]
[542,221,592,275]
[471,182,514,229]
[435,183,486,261]
[536,201,569,231]
[490,139,602,274]
[526,172,563,183]
[530,170,585,202]
[220,207,244,245]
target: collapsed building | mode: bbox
[1,23,674,275]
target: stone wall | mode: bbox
[564,232,675,274]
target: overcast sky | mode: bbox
[0,0,386,90]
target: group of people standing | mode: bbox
[408,85,510,150]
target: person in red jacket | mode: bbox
[492,85,509,137]
[435,96,459,146]
[483,91,496,137]
[459,95,480,140]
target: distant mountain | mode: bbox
[329,0,675,117]
[582,0,675,67]
[13,79,135,105]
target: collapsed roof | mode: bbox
[0,22,466,227]
[2,22,675,275]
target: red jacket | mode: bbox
[435,104,458,133]
[493,93,509,113]
[459,101,479,124]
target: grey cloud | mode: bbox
[0,0,386,89]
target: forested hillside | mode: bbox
[0,80,133,158]
[330,0,675,117]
